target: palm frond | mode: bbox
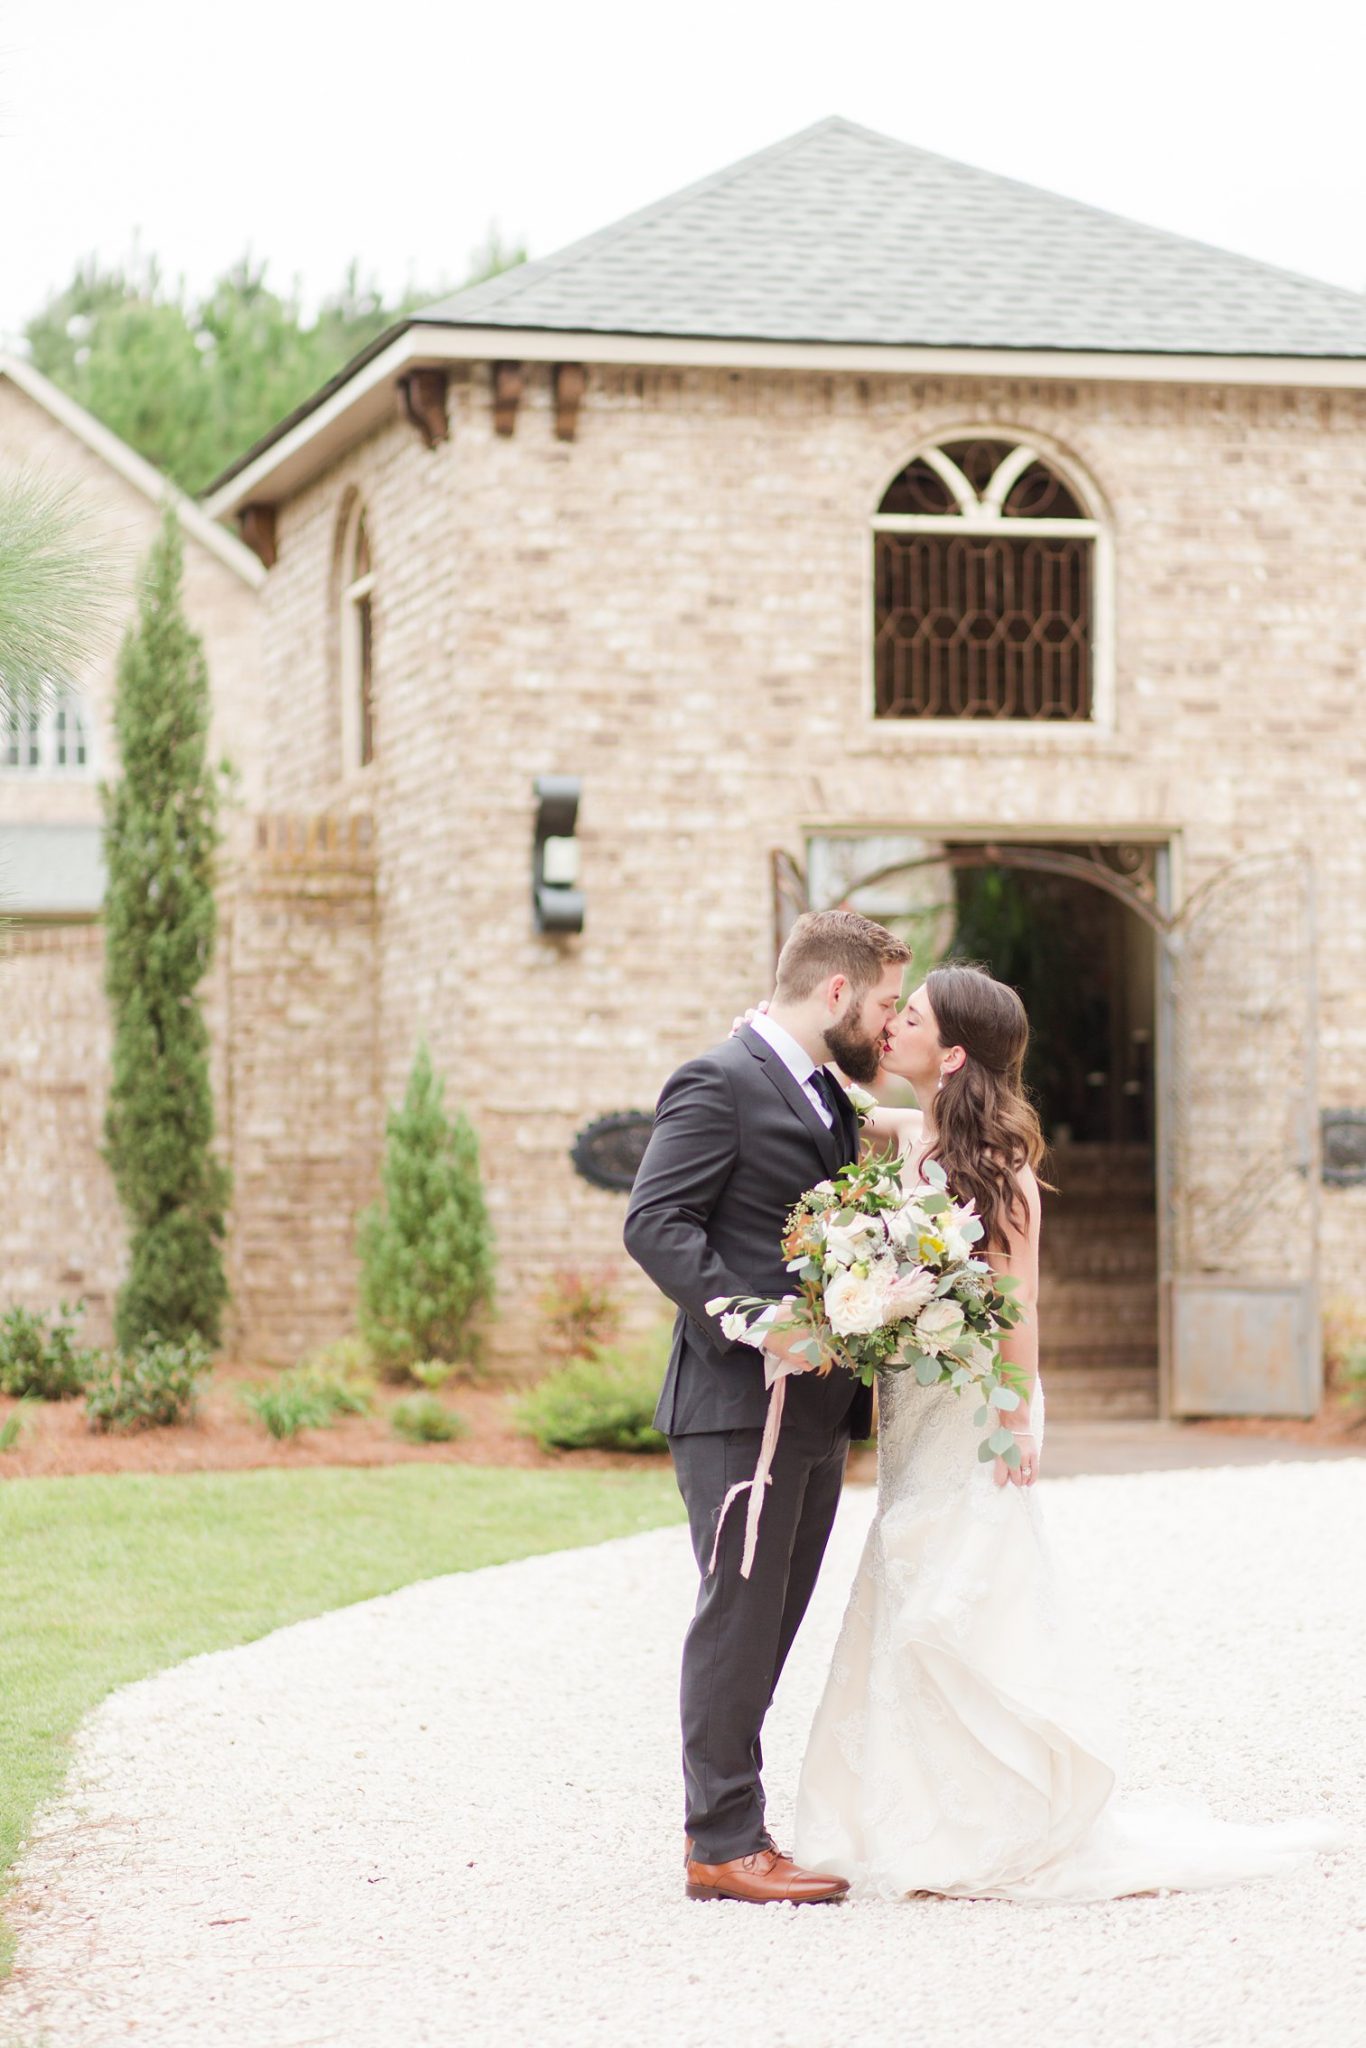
[0,468,117,714]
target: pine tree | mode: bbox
[358,1043,495,1372]
[102,511,229,1350]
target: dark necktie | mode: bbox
[810,1066,855,1152]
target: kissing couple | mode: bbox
[625,909,1339,1905]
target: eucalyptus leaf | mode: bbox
[973,1405,989,1427]
[988,1426,1014,1455]
[989,1386,1020,1411]
[914,1357,942,1386]
[977,1439,997,1462]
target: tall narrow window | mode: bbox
[52,686,88,769]
[873,439,1100,722]
[339,500,376,772]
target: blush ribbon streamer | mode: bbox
[707,1357,794,1580]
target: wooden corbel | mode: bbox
[398,367,449,449]
[492,360,523,437]
[553,363,587,442]
[239,503,277,568]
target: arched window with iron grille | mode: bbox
[873,438,1102,722]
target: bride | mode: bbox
[792,961,1340,1901]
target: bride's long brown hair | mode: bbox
[923,964,1048,1252]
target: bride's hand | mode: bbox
[730,998,771,1038]
[994,1430,1040,1489]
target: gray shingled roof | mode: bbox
[420,118,1366,358]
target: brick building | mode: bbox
[13,119,1366,1414]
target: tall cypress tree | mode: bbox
[103,510,229,1350]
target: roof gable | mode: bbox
[0,353,264,587]
[420,117,1366,358]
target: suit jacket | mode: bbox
[623,1024,874,1440]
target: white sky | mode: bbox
[1,0,1363,349]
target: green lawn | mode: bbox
[0,1463,684,1973]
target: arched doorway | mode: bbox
[774,838,1320,1422]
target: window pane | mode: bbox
[358,594,375,765]
[874,532,1093,721]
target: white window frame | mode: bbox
[0,685,94,777]
[863,429,1116,742]
[338,497,376,777]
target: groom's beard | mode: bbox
[824,1012,886,1086]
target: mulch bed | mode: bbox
[0,1361,670,1480]
[2,1360,1359,1482]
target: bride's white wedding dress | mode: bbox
[793,1369,1341,1901]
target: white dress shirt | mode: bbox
[747,1010,834,1127]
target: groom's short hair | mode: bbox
[774,910,911,1001]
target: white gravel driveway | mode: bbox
[2,1461,1363,2048]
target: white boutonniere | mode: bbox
[844,1081,878,1128]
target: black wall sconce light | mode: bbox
[533,775,585,934]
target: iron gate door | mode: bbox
[1161,850,1320,1416]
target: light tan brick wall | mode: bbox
[220,814,380,1363]
[250,364,1366,1352]
[0,925,124,1340]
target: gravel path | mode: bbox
[3,1462,1363,2048]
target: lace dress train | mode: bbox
[792,1375,1341,1902]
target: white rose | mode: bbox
[825,1267,891,1337]
[914,1298,966,1354]
[823,1217,881,1268]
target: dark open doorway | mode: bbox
[948,856,1159,1418]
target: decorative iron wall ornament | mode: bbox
[571,1110,655,1191]
[872,439,1098,722]
[1321,1110,1366,1186]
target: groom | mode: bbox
[625,909,910,1903]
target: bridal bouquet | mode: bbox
[705,1155,1028,1575]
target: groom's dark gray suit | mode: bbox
[624,1024,873,1863]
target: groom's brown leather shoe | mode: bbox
[685,1848,849,1904]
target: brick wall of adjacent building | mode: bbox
[0,376,265,822]
[247,362,1366,1353]
[0,924,125,1338]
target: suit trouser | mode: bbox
[669,1412,851,1864]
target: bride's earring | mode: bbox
[936,1073,945,1093]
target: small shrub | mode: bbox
[358,1041,495,1377]
[411,1359,454,1391]
[299,1335,375,1382]
[0,1397,36,1453]
[1324,1296,1366,1414]
[86,1336,210,1433]
[0,1302,97,1400]
[514,1327,670,1454]
[244,1364,374,1440]
[538,1267,622,1361]
[391,1395,468,1445]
